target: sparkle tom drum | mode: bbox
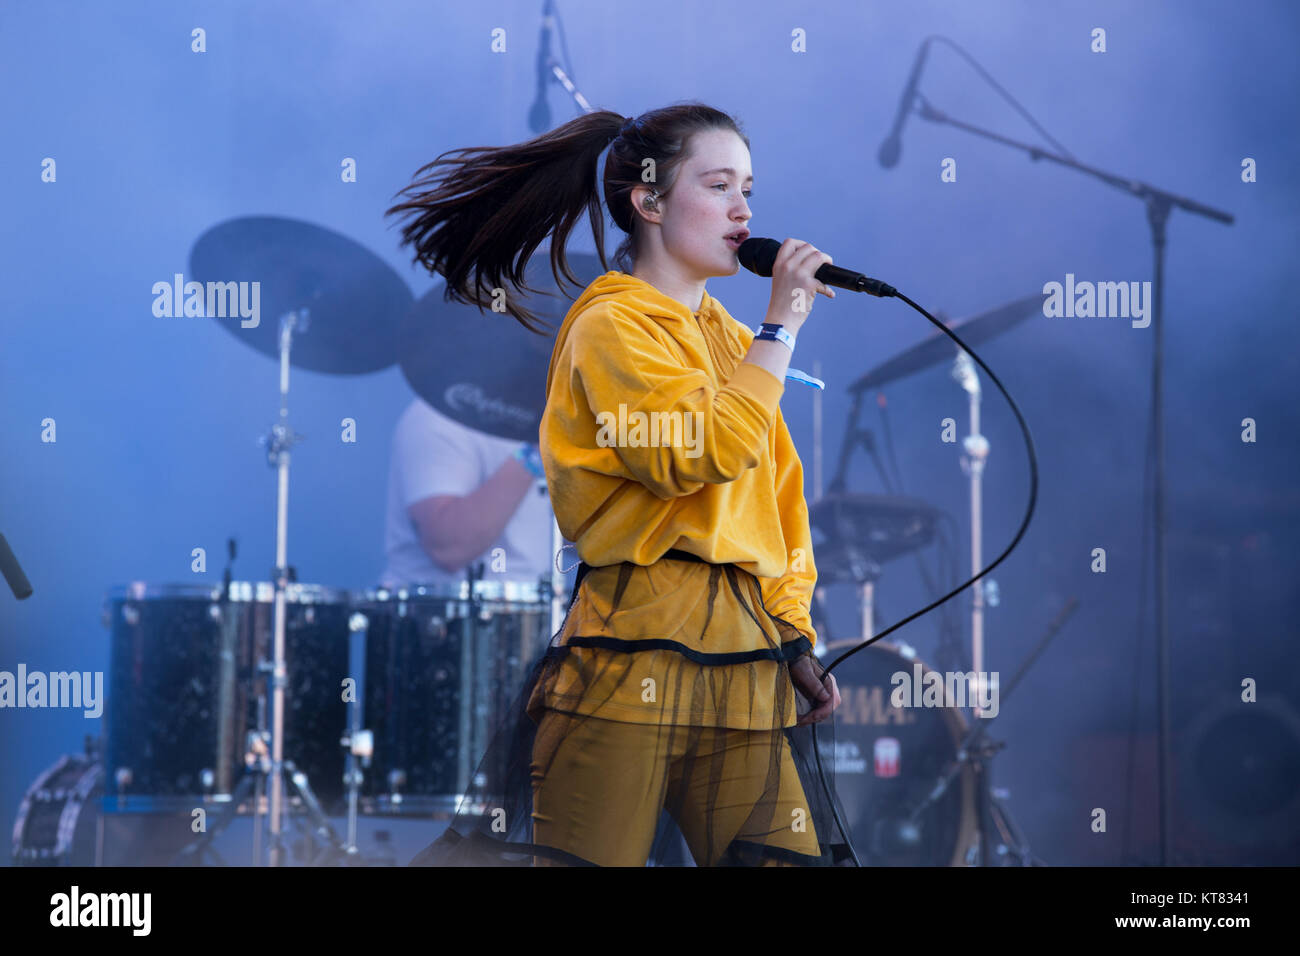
[355,580,549,816]
[103,581,351,814]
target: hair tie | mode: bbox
[618,115,637,138]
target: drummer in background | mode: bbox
[380,395,554,589]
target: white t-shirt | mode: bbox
[380,398,554,589]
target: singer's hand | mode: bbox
[791,653,841,726]
[765,238,836,330]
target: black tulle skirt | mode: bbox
[409,556,852,867]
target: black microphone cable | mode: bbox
[808,288,1040,867]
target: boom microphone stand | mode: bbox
[910,91,1235,864]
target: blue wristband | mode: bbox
[785,367,826,390]
[513,443,545,478]
[754,322,796,350]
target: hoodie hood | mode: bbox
[546,271,741,399]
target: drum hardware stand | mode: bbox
[172,730,265,865]
[245,656,349,863]
[173,729,354,865]
[950,350,995,718]
[829,542,881,642]
[826,393,899,498]
[340,610,373,858]
[460,561,486,799]
[898,598,1077,866]
[283,760,351,865]
[252,306,332,865]
[809,589,835,647]
[216,539,240,798]
[824,394,889,641]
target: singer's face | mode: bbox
[660,129,753,278]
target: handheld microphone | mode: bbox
[737,237,897,298]
[878,37,932,169]
[527,0,556,134]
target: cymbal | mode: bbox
[398,253,607,442]
[809,492,940,583]
[848,294,1041,394]
[189,216,412,374]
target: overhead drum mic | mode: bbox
[527,0,556,134]
[878,37,932,169]
[737,237,897,298]
[0,533,33,600]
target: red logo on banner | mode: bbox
[874,736,900,777]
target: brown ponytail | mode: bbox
[385,102,749,333]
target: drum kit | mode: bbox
[14,216,1061,866]
[14,218,597,867]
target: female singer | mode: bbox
[391,103,845,866]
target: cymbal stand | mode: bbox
[173,729,349,866]
[826,392,889,638]
[900,599,1077,866]
[951,350,993,716]
[340,610,373,859]
[460,560,485,798]
[259,307,308,866]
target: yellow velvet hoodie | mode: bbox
[532,271,818,730]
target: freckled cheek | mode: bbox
[686,210,722,246]
[670,215,716,251]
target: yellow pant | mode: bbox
[530,709,821,866]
